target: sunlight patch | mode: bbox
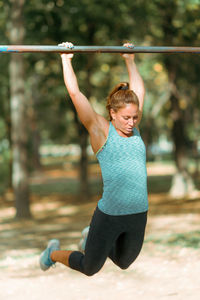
[0,207,15,219]
[57,205,78,215]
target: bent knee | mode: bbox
[117,257,138,270]
[118,262,131,270]
[84,270,97,276]
[84,266,101,277]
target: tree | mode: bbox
[156,0,199,197]
[8,0,31,218]
[135,0,200,197]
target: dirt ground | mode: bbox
[0,164,200,300]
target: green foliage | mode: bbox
[21,0,154,145]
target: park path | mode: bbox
[1,237,200,300]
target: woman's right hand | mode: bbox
[58,42,74,59]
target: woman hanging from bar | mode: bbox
[39,41,148,276]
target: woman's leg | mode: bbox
[109,211,147,269]
[50,250,73,267]
[40,209,147,275]
[68,207,119,276]
[43,207,119,276]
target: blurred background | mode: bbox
[0,0,200,299]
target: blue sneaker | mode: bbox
[40,239,60,271]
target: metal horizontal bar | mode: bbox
[0,45,200,54]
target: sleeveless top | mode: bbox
[96,122,148,216]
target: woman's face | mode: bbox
[110,103,139,137]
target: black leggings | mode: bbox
[69,207,147,276]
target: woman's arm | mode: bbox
[122,43,145,124]
[59,42,109,153]
[60,42,99,132]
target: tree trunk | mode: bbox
[4,98,13,188]
[193,109,200,176]
[78,123,89,197]
[68,53,96,199]
[169,90,195,198]
[157,1,196,198]
[9,0,31,218]
[72,107,90,198]
[28,75,41,170]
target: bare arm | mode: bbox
[60,51,98,131]
[122,44,145,125]
[59,42,109,153]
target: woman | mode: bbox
[40,42,148,276]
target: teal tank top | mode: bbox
[96,122,148,216]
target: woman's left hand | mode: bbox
[58,42,74,59]
[121,43,135,60]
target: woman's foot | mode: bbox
[40,239,60,271]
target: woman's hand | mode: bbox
[58,42,74,59]
[121,42,135,60]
